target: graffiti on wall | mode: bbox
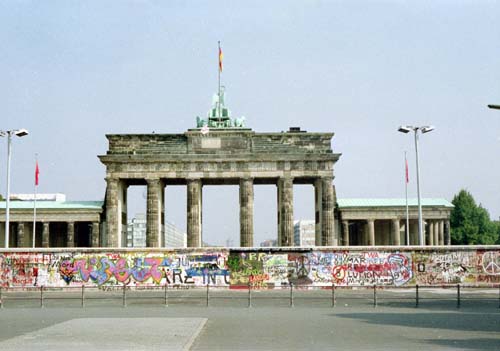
[0,249,499,288]
[229,251,413,287]
[414,250,500,285]
[0,251,229,288]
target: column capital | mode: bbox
[105,177,119,184]
[145,177,162,185]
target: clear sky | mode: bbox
[1,1,499,246]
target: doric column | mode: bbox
[342,220,349,246]
[187,179,202,247]
[392,219,400,246]
[439,220,444,245]
[17,223,25,248]
[146,178,164,247]
[105,177,119,247]
[367,219,375,246]
[239,178,254,247]
[91,222,100,247]
[445,220,451,245]
[278,177,294,246]
[42,222,49,248]
[433,221,439,246]
[428,220,434,246]
[410,219,418,245]
[321,177,334,246]
[67,222,75,248]
[314,179,322,246]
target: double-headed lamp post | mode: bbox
[0,129,29,248]
[398,125,435,246]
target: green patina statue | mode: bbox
[196,87,246,129]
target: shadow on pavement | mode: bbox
[421,338,500,351]
[334,312,500,333]
[334,312,500,350]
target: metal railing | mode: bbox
[0,283,498,309]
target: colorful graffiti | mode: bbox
[229,251,413,287]
[0,248,499,288]
[0,251,229,288]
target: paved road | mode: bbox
[0,288,499,350]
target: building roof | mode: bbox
[337,198,453,208]
[0,201,104,210]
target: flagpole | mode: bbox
[33,154,38,248]
[218,41,221,122]
[405,151,410,246]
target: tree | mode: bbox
[450,189,498,245]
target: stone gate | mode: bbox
[99,128,341,248]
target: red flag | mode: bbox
[35,161,40,186]
[405,157,409,184]
[219,46,223,72]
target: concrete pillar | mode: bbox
[391,219,400,246]
[428,220,434,246]
[445,220,451,245]
[342,220,349,246]
[278,177,294,246]
[367,219,375,246]
[17,222,25,248]
[433,221,439,246]
[314,179,322,246]
[439,220,445,245]
[321,177,334,246]
[91,222,100,247]
[239,178,254,247]
[67,222,75,248]
[105,178,119,247]
[187,179,202,247]
[42,222,49,248]
[146,178,164,247]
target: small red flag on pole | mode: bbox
[35,161,40,186]
[219,46,223,72]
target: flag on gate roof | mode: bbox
[219,45,223,72]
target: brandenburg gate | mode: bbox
[99,91,341,248]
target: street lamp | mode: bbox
[488,104,500,110]
[398,125,434,246]
[0,129,29,248]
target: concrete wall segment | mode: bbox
[1,246,498,288]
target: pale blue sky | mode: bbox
[1,1,499,245]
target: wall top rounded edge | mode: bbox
[0,245,499,254]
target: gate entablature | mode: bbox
[99,128,341,249]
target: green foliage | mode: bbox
[450,189,498,245]
[0,194,3,201]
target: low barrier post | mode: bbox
[373,285,377,308]
[290,283,294,308]
[415,284,419,308]
[206,283,209,307]
[457,284,461,309]
[81,285,85,308]
[40,286,44,308]
[164,284,168,307]
[331,283,335,308]
[248,282,252,308]
[0,287,3,309]
[122,285,127,308]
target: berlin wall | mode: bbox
[0,246,499,288]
